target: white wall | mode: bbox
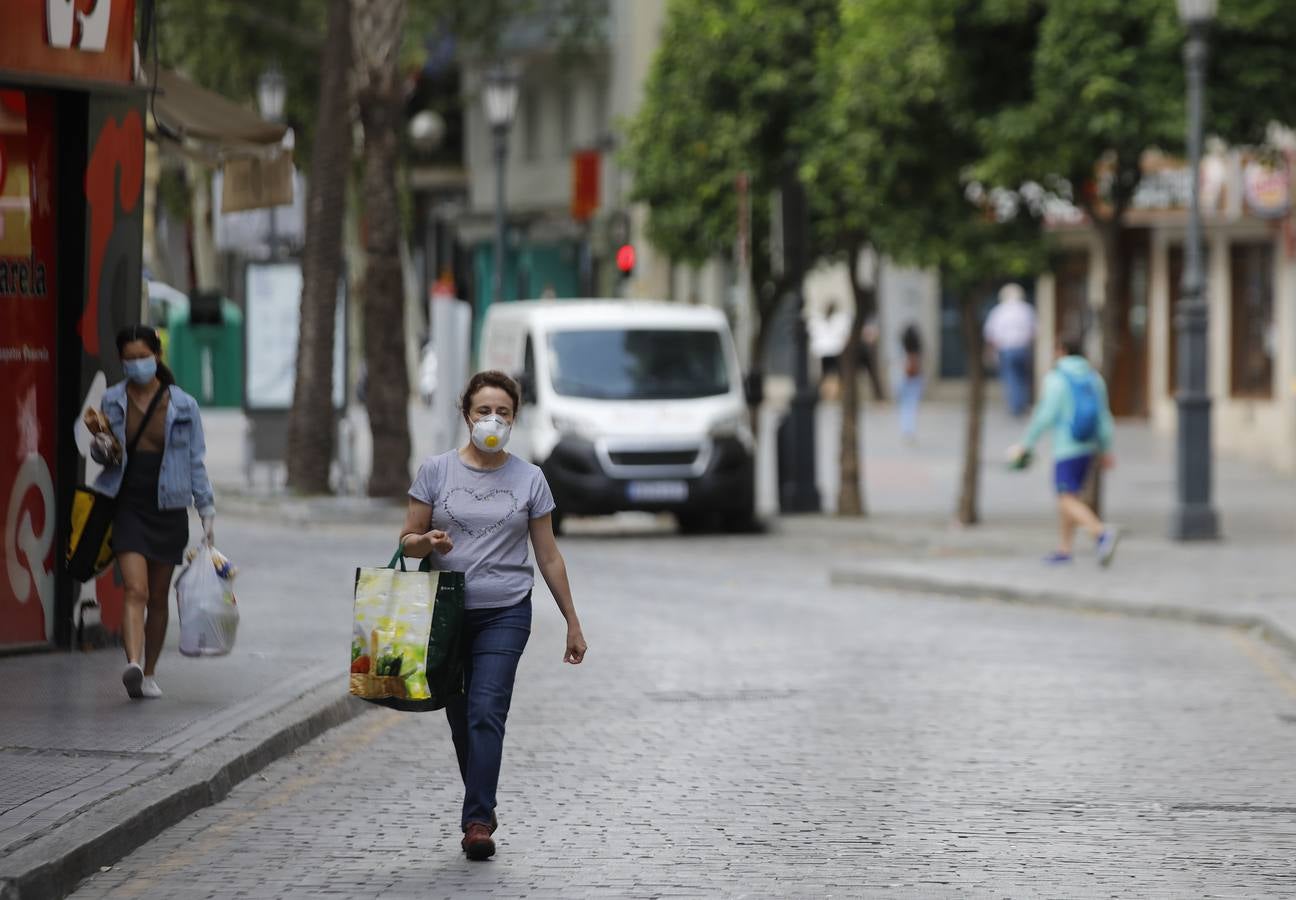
[465,56,611,217]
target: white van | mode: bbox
[479,300,756,533]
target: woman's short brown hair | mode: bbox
[460,370,521,418]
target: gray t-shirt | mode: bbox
[408,451,556,609]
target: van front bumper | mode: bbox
[540,435,754,516]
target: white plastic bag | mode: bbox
[177,543,239,657]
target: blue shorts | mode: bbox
[1054,454,1094,495]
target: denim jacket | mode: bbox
[91,382,216,516]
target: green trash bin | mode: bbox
[164,294,244,408]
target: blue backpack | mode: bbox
[1060,369,1099,442]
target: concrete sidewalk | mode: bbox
[0,519,401,900]
[816,396,1296,660]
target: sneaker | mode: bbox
[122,663,144,699]
[461,822,495,861]
[140,677,163,699]
[1042,551,1073,565]
[1097,528,1121,567]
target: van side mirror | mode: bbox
[743,370,764,408]
[517,373,538,405]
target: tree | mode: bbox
[352,0,596,498]
[801,65,879,518]
[623,0,840,374]
[978,0,1296,389]
[627,0,879,518]
[159,1,328,161]
[830,0,1047,525]
[285,0,353,494]
[352,0,412,499]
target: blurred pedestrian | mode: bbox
[897,323,925,443]
[984,283,1037,417]
[400,370,588,861]
[809,299,851,402]
[89,325,215,699]
[418,342,438,407]
[1007,334,1120,566]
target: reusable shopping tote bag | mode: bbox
[349,547,465,712]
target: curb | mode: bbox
[0,680,371,900]
[830,567,1296,661]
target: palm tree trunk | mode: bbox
[286,0,352,495]
[353,0,411,498]
[957,287,988,525]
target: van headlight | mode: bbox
[710,412,753,446]
[552,414,596,440]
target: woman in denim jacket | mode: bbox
[90,325,215,699]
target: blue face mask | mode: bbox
[123,357,158,384]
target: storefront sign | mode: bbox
[0,91,58,646]
[1243,157,1291,220]
[220,151,294,214]
[0,0,136,85]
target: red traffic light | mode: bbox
[615,243,636,275]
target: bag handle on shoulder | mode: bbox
[125,386,166,456]
[115,385,166,479]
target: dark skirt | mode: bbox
[113,451,187,565]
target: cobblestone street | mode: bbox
[69,519,1296,899]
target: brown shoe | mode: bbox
[461,822,495,860]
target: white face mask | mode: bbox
[470,414,511,453]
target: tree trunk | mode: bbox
[353,0,411,498]
[285,0,352,495]
[957,287,987,525]
[1090,212,1126,517]
[837,242,872,517]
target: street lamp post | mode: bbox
[482,66,519,306]
[1171,0,1220,541]
[257,64,287,260]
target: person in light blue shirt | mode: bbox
[1008,334,1120,566]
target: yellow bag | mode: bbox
[66,487,115,582]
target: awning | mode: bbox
[147,68,287,155]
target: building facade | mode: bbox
[1034,149,1296,473]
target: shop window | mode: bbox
[1229,242,1275,398]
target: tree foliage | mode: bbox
[825,0,1048,525]
[624,0,840,353]
[158,0,327,161]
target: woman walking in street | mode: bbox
[90,325,215,699]
[400,370,587,861]
[897,323,925,444]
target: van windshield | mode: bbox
[548,329,730,400]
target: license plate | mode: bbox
[626,480,688,503]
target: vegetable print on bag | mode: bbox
[349,547,465,712]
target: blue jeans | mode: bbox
[998,346,1033,416]
[897,375,924,438]
[445,596,531,829]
